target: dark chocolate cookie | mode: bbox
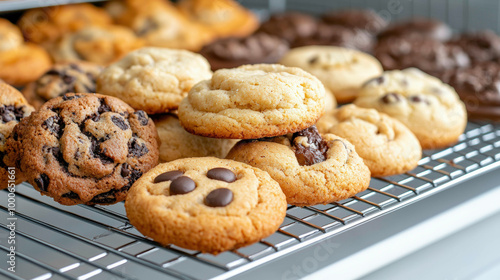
[0,83,34,189]
[22,62,103,109]
[448,30,500,64]
[377,18,452,41]
[321,9,388,36]
[7,93,159,205]
[199,33,289,71]
[375,36,469,77]
[442,62,500,120]
[257,12,318,45]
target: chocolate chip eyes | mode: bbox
[205,188,234,207]
[207,168,236,183]
[154,170,184,183]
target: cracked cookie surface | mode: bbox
[125,157,286,254]
[7,93,159,205]
[226,126,370,206]
[178,64,326,139]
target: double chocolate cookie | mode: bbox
[200,33,289,71]
[125,157,287,254]
[23,62,103,109]
[448,30,500,64]
[7,93,159,205]
[321,9,388,36]
[377,18,452,41]
[0,83,35,189]
[257,12,318,45]
[227,126,371,206]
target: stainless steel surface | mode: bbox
[1,122,500,279]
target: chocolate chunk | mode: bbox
[309,56,319,64]
[409,95,430,104]
[207,168,237,183]
[134,111,149,126]
[0,151,6,169]
[62,74,76,85]
[121,163,131,177]
[128,138,149,157]
[111,116,129,130]
[169,176,196,195]
[98,99,111,114]
[381,93,402,104]
[154,170,184,183]
[34,174,50,192]
[291,126,329,166]
[74,150,80,160]
[45,69,63,76]
[89,190,117,204]
[69,63,82,72]
[42,115,64,138]
[62,191,80,199]
[0,105,26,123]
[88,135,114,164]
[364,76,385,87]
[205,188,234,207]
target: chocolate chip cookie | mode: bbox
[316,105,421,177]
[0,83,35,189]
[354,68,467,149]
[22,62,103,109]
[125,157,287,254]
[7,93,159,205]
[226,126,371,206]
[178,64,326,139]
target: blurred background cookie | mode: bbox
[447,30,500,65]
[377,18,452,41]
[321,9,389,36]
[257,12,318,45]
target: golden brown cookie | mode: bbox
[18,3,112,44]
[97,47,212,114]
[0,19,52,86]
[178,64,326,139]
[279,46,383,103]
[154,114,238,162]
[0,83,35,189]
[177,0,258,38]
[354,68,467,149]
[7,93,159,205]
[48,25,143,65]
[22,62,104,109]
[226,126,371,206]
[125,157,287,254]
[316,104,421,177]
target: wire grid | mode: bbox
[1,121,500,280]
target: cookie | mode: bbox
[448,30,500,64]
[22,62,104,109]
[226,126,370,206]
[199,33,290,71]
[49,25,143,65]
[109,0,214,52]
[0,83,35,189]
[279,46,383,103]
[154,114,239,162]
[7,93,159,205]
[0,19,52,86]
[316,104,421,177]
[125,157,287,254]
[257,12,318,45]
[321,9,388,36]
[441,62,500,121]
[375,36,470,78]
[177,0,258,38]
[178,64,326,139]
[292,23,374,53]
[97,47,212,114]
[377,18,452,41]
[354,68,467,149]
[18,3,112,44]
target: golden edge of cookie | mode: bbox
[226,134,371,206]
[125,157,287,254]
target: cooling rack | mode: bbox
[1,121,500,280]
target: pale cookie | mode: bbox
[226,126,370,206]
[125,157,287,254]
[354,68,467,149]
[0,83,35,188]
[154,114,239,162]
[279,46,383,103]
[316,104,421,177]
[97,47,212,114]
[178,64,326,139]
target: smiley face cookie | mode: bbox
[125,157,287,254]
[316,104,422,177]
[354,68,467,149]
[178,64,326,139]
[226,126,370,206]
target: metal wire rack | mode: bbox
[1,121,500,280]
